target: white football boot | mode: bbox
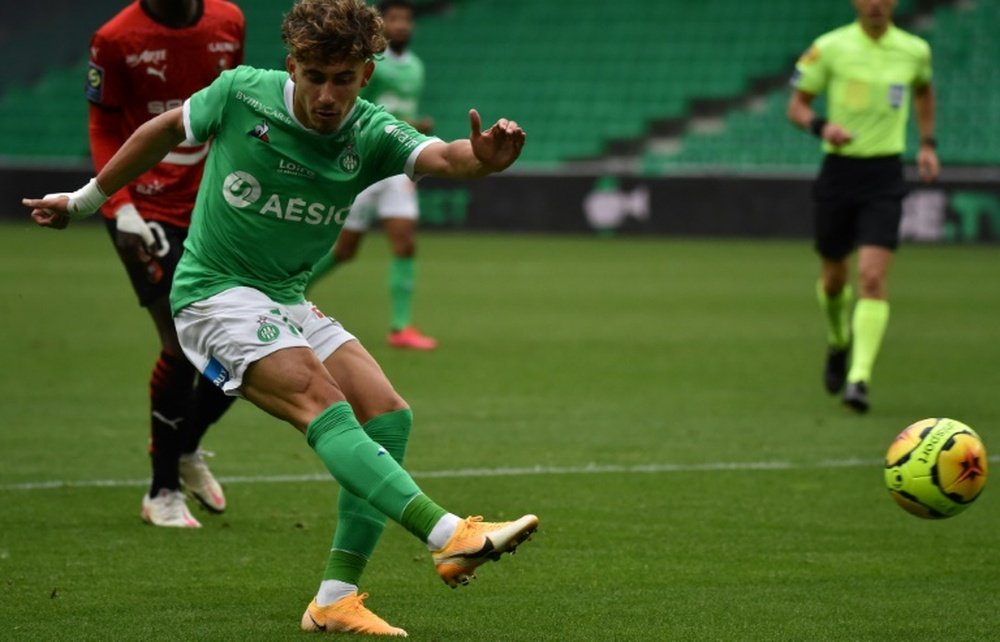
[141,489,202,528]
[179,449,226,513]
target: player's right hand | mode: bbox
[114,204,157,263]
[22,193,71,230]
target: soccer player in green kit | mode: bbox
[24,0,537,636]
[310,0,439,351]
[788,0,939,412]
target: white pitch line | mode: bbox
[8,455,992,492]
[3,455,997,492]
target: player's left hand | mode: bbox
[469,109,526,173]
[22,193,72,230]
[917,145,940,183]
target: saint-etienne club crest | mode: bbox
[256,316,280,342]
[256,309,303,343]
[337,143,360,174]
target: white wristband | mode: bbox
[65,178,109,219]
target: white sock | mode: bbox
[426,513,462,551]
[316,579,357,606]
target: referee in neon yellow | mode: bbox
[788,0,939,413]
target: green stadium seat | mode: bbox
[0,0,995,169]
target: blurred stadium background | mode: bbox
[0,0,997,241]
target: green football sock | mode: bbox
[306,402,445,541]
[324,409,413,583]
[322,550,367,587]
[816,280,853,349]
[307,251,337,290]
[400,494,449,543]
[388,256,415,331]
[848,298,890,383]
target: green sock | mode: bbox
[306,402,444,541]
[307,251,337,290]
[400,494,448,542]
[324,409,413,583]
[816,280,853,349]
[388,256,415,331]
[322,550,367,586]
[848,298,890,383]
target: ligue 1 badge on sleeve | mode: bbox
[86,62,105,102]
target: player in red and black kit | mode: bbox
[87,0,244,527]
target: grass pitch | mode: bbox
[2,223,999,641]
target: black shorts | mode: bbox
[104,217,188,307]
[812,154,906,260]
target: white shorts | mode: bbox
[174,286,357,395]
[342,174,418,232]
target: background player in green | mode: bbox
[309,0,439,350]
[24,0,538,636]
[787,0,939,412]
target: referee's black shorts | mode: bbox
[812,154,906,260]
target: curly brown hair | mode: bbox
[281,0,387,64]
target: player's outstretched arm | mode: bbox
[415,109,525,179]
[22,108,187,228]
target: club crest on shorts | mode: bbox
[257,316,280,342]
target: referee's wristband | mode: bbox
[809,116,828,138]
[921,137,937,149]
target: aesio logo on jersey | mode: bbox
[221,171,350,226]
[222,171,261,208]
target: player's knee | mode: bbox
[357,392,409,425]
[304,370,345,410]
[278,365,346,430]
[385,393,409,416]
[392,239,415,258]
[857,268,887,299]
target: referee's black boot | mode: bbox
[843,381,869,413]
[823,346,849,394]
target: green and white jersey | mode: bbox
[171,65,438,314]
[361,49,425,121]
[794,22,932,157]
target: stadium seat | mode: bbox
[0,0,995,169]
[643,0,999,172]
